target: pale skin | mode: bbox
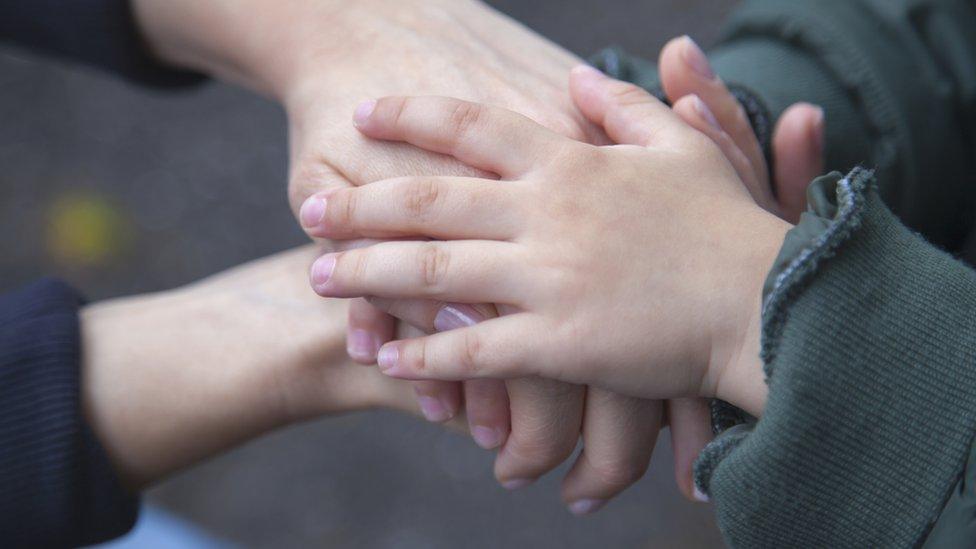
[80,246,452,490]
[300,40,823,509]
[130,0,822,510]
[301,68,797,421]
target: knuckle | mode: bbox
[508,435,573,470]
[608,81,651,106]
[586,455,647,488]
[449,101,486,143]
[345,249,369,285]
[418,243,451,293]
[401,178,442,220]
[330,188,357,229]
[288,161,329,213]
[388,96,409,129]
[457,329,483,376]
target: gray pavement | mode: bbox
[0,1,736,547]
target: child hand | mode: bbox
[304,70,791,417]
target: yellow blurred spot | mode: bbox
[46,192,129,266]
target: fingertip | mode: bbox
[472,425,507,450]
[809,104,825,160]
[299,193,326,231]
[376,343,400,373]
[678,35,715,81]
[773,102,826,221]
[352,99,377,127]
[570,64,605,81]
[568,66,605,121]
[347,328,382,364]
[675,94,720,132]
[568,498,607,516]
[309,254,337,295]
[500,477,535,490]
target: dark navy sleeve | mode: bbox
[0,0,204,88]
[0,278,138,548]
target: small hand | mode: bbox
[306,84,790,415]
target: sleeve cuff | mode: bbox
[0,279,138,546]
[0,0,205,89]
[695,168,976,546]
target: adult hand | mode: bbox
[81,246,453,490]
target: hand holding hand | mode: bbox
[305,72,792,416]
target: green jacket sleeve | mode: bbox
[597,0,976,252]
[695,168,976,547]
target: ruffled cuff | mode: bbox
[694,168,976,546]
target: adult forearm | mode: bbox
[131,0,514,101]
[79,289,301,490]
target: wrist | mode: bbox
[131,0,477,103]
[80,289,288,489]
[703,208,791,417]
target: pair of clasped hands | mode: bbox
[294,37,823,514]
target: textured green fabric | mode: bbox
[697,168,976,547]
[606,0,976,252]
[923,440,976,548]
[715,0,976,251]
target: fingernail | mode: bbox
[353,99,377,126]
[691,95,721,131]
[377,345,399,372]
[417,396,452,422]
[693,486,710,503]
[681,36,715,80]
[434,304,486,332]
[571,64,605,80]
[347,329,380,362]
[501,478,534,490]
[310,255,336,292]
[812,106,825,156]
[472,425,505,449]
[568,498,607,516]
[299,195,326,229]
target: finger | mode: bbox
[369,296,510,448]
[299,176,524,241]
[411,380,462,423]
[346,299,394,364]
[561,390,660,515]
[367,297,497,335]
[667,398,713,503]
[353,96,570,178]
[671,95,777,212]
[494,378,585,488]
[395,321,461,423]
[773,103,825,223]
[658,36,767,188]
[568,65,693,148]
[288,160,354,220]
[376,315,550,382]
[310,241,526,305]
[465,380,511,450]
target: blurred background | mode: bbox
[0,1,736,547]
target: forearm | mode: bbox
[79,290,290,490]
[79,246,444,490]
[131,0,540,102]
